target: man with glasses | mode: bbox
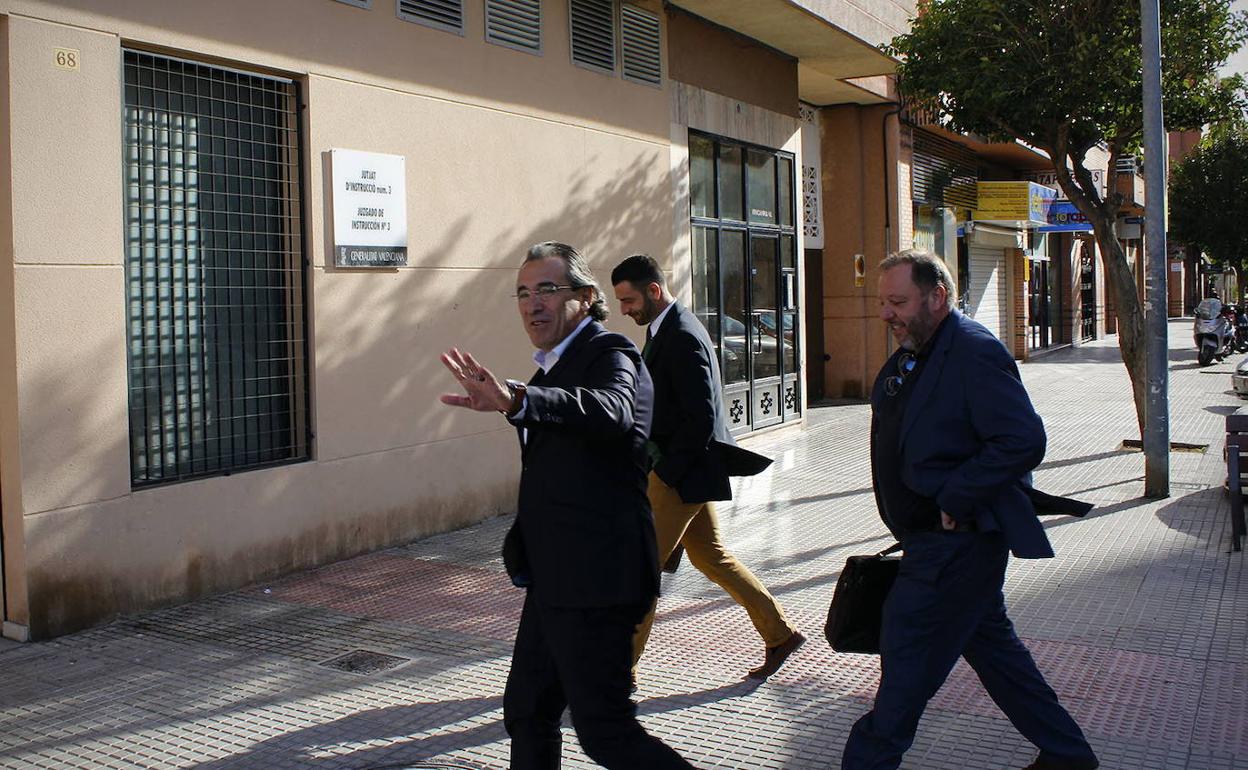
[440,242,694,770]
[844,250,1097,770]
[610,254,802,688]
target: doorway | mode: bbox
[689,131,801,435]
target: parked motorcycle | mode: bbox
[1194,298,1235,366]
[1233,303,1248,353]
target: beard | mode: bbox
[900,304,939,350]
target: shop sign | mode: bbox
[330,149,408,268]
[973,181,1055,226]
[1037,201,1093,232]
[1023,169,1105,201]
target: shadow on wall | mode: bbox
[22,152,682,638]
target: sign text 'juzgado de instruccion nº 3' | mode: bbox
[331,149,408,267]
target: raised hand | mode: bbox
[439,347,511,412]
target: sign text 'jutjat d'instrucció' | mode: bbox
[330,149,408,268]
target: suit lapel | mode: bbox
[645,302,681,368]
[899,310,959,446]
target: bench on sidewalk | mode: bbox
[1224,409,1248,551]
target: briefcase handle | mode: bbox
[876,542,903,558]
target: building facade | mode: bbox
[0,0,910,639]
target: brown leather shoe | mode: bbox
[747,630,806,680]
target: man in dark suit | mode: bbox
[610,254,804,685]
[841,250,1098,770]
[441,242,693,770]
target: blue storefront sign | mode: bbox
[1038,201,1093,232]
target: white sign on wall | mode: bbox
[330,149,408,268]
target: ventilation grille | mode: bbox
[912,128,978,210]
[398,0,463,34]
[570,0,616,73]
[486,0,542,53]
[620,4,660,86]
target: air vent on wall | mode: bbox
[397,0,463,34]
[620,4,660,86]
[569,0,616,73]
[486,0,542,53]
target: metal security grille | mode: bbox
[398,0,464,34]
[122,50,310,487]
[486,0,542,53]
[569,0,616,73]
[912,128,978,210]
[620,4,660,86]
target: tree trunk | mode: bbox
[1091,214,1148,439]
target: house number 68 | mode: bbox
[54,48,79,71]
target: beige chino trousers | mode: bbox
[631,471,795,673]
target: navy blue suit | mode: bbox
[501,321,692,770]
[843,310,1096,770]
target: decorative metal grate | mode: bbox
[486,0,542,53]
[569,0,616,73]
[122,50,310,486]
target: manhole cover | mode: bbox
[1120,439,1208,453]
[363,764,480,769]
[320,649,409,675]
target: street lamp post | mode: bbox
[1142,0,1171,498]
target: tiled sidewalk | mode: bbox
[1,319,1245,770]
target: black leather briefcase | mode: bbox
[824,543,902,654]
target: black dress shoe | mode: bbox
[747,630,806,679]
[1022,755,1098,770]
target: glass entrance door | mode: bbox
[689,131,800,435]
[750,235,783,429]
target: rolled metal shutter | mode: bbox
[967,244,1007,341]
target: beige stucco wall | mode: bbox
[1,0,672,637]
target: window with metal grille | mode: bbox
[620,4,660,86]
[486,0,542,54]
[397,0,463,34]
[122,50,310,487]
[569,0,616,74]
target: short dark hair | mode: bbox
[610,254,665,289]
[879,249,956,310]
[524,241,608,321]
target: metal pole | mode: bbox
[1142,0,1170,498]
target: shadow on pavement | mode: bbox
[1154,487,1238,550]
[189,696,504,770]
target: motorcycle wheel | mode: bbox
[1199,344,1216,366]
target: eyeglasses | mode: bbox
[884,351,917,396]
[514,283,576,302]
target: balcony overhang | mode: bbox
[916,121,1053,171]
[669,0,898,105]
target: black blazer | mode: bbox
[647,303,771,504]
[504,321,660,607]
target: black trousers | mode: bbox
[504,591,693,770]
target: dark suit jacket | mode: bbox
[647,302,771,504]
[504,321,660,607]
[870,309,1089,559]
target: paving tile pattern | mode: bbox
[0,321,1245,770]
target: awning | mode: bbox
[669,0,898,105]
